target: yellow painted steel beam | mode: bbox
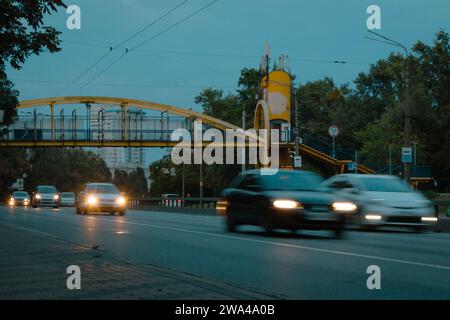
[17,96,240,131]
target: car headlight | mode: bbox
[35,194,41,199]
[273,199,302,209]
[365,214,382,220]
[332,202,357,212]
[9,198,15,205]
[421,217,438,222]
[53,194,59,200]
[116,196,126,206]
[87,195,98,205]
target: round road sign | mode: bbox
[328,125,340,138]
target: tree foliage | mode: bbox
[25,149,111,193]
[113,167,148,197]
[0,0,66,197]
[0,0,66,70]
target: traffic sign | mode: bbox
[347,162,357,171]
[17,179,24,191]
[328,125,339,138]
[293,156,302,168]
[401,147,412,163]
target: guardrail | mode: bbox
[129,197,221,209]
[127,196,450,218]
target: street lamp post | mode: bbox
[365,30,412,183]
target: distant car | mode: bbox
[60,192,76,206]
[31,185,59,208]
[322,174,437,232]
[217,170,357,238]
[9,191,30,206]
[76,183,127,215]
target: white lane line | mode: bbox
[3,207,450,271]
[97,218,450,271]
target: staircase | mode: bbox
[298,132,375,174]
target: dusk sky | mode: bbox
[6,0,449,164]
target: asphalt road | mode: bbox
[1,205,449,299]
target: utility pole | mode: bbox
[241,109,246,174]
[389,144,392,175]
[365,30,412,183]
[293,89,300,159]
[199,162,203,208]
[403,57,412,183]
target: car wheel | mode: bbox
[119,210,125,216]
[76,207,81,214]
[334,227,344,239]
[53,205,59,209]
[263,216,274,234]
[226,214,236,232]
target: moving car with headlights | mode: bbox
[9,191,30,206]
[217,170,357,238]
[31,185,59,208]
[76,183,127,215]
[60,192,76,206]
[322,174,436,232]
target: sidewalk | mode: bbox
[0,223,276,300]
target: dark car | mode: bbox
[9,191,30,206]
[217,170,358,238]
[31,185,60,208]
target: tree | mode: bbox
[25,148,111,193]
[0,0,66,70]
[113,167,148,197]
[0,0,66,197]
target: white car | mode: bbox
[76,183,127,215]
[60,192,76,206]
[322,174,437,232]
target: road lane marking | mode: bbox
[2,206,450,271]
[101,218,450,272]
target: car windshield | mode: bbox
[37,186,57,193]
[61,193,75,198]
[360,177,411,192]
[12,192,27,197]
[260,172,323,191]
[86,184,119,194]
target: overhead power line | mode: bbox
[113,0,190,50]
[71,0,220,95]
[12,78,234,89]
[62,0,190,95]
[64,39,370,65]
